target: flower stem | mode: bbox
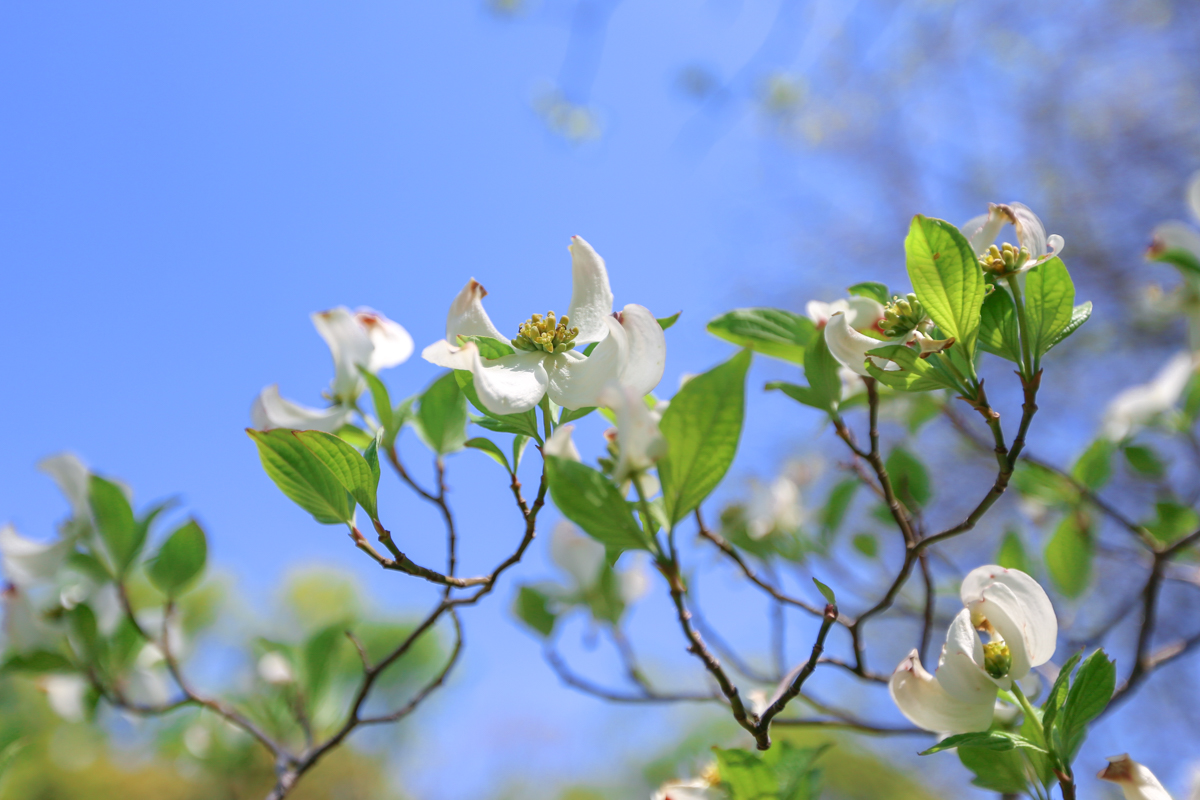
[1006,275,1035,378]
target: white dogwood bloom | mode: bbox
[38,453,92,520]
[421,237,666,415]
[1099,755,1173,800]
[1148,171,1200,268]
[37,674,89,722]
[806,296,884,330]
[1102,352,1197,440]
[824,312,901,377]
[543,424,582,462]
[257,652,295,686]
[550,521,605,588]
[889,565,1058,733]
[0,525,71,589]
[598,382,667,483]
[251,307,412,430]
[652,780,717,800]
[962,202,1065,274]
[745,475,804,540]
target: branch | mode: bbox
[543,640,720,704]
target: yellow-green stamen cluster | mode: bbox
[880,293,928,337]
[979,242,1030,277]
[511,311,580,354]
[982,640,1012,679]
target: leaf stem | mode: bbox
[1006,275,1035,378]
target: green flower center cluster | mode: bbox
[982,640,1012,679]
[979,242,1030,276]
[880,293,928,337]
[511,311,580,354]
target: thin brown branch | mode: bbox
[358,610,464,726]
[752,604,839,748]
[543,641,720,704]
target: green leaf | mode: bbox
[812,577,836,605]
[978,287,1022,364]
[1123,444,1166,479]
[802,330,842,412]
[706,309,815,365]
[364,435,381,488]
[107,617,143,675]
[1045,302,1092,353]
[1041,650,1083,736]
[1059,649,1116,759]
[303,624,348,701]
[514,586,558,637]
[0,738,27,787]
[247,428,355,525]
[89,475,144,575]
[958,744,1030,795]
[1024,257,1076,360]
[820,479,858,538]
[457,334,516,359]
[996,529,1033,574]
[1071,439,1115,491]
[848,281,890,305]
[865,345,961,393]
[1045,512,1093,598]
[1149,244,1200,276]
[1143,501,1199,546]
[559,406,596,424]
[67,604,101,661]
[658,350,752,527]
[657,311,682,330]
[455,370,541,441]
[765,381,828,412]
[886,446,932,508]
[715,742,828,800]
[546,456,648,552]
[146,519,208,596]
[356,366,396,443]
[512,435,531,472]
[904,215,986,369]
[919,730,1045,755]
[415,371,469,455]
[294,430,380,521]
[1013,461,1078,507]
[1,650,76,674]
[465,437,511,472]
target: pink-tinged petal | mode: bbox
[845,296,885,330]
[0,525,71,588]
[937,609,1007,696]
[1188,171,1200,225]
[549,521,604,588]
[565,236,615,344]
[354,308,413,370]
[1149,221,1200,262]
[824,312,879,377]
[543,424,581,462]
[313,307,374,401]
[445,278,505,341]
[962,565,1058,678]
[469,350,549,415]
[37,453,91,519]
[889,649,996,733]
[545,316,627,409]
[421,339,479,371]
[805,299,847,327]
[598,382,667,481]
[250,386,352,433]
[616,304,666,395]
[1098,754,1173,800]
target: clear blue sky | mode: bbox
[3,2,1197,798]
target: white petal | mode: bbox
[37,453,91,519]
[546,316,627,409]
[251,385,351,432]
[961,565,1058,678]
[805,299,848,327]
[313,307,374,401]
[470,350,549,415]
[824,312,882,377]
[937,609,1006,697]
[1010,203,1051,258]
[3,587,59,653]
[598,381,667,481]
[889,649,996,733]
[549,521,604,588]
[1188,171,1200,225]
[445,278,505,341]
[617,304,666,395]
[1101,352,1196,440]
[652,780,716,800]
[0,525,71,588]
[39,675,89,722]
[962,205,1007,254]
[1149,221,1200,261]
[565,236,615,343]
[421,339,479,371]
[354,308,413,370]
[258,652,295,685]
[543,424,581,461]
[845,296,885,330]
[619,555,650,603]
[1098,754,1173,800]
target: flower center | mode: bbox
[880,293,928,337]
[511,311,580,354]
[982,640,1012,679]
[979,242,1030,277]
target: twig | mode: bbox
[543,641,719,704]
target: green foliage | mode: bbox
[811,578,836,605]
[658,350,752,527]
[1013,460,1078,507]
[416,371,469,454]
[1056,649,1117,759]
[865,345,960,393]
[657,311,682,330]
[904,215,985,371]
[1071,439,1115,491]
[978,287,1022,364]
[1148,243,1200,276]
[1143,501,1200,545]
[1045,512,1093,598]
[957,744,1029,795]
[803,332,842,412]
[294,430,380,521]
[885,447,931,509]
[247,429,354,525]
[67,604,101,662]
[455,370,542,441]
[919,730,1044,755]
[89,475,144,575]
[1023,258,1076,360]
[465,437,511,472]
[851,533,878,557]
[146,519,208,597]
[457,334,516,359]
[1123,444,1166,479]
[1041,651,1083,736]
[546,457,648,553]
[514,586,558,637]
[996,529,1033,574]
[714,742,827,800]
[706,308,815,365]
[819,479,858,541]
[848,281,889,304]
[357,366,404,450]
[1043,302,1092,353]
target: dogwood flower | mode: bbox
[252,307,413,430]
[889,565,1058,733]
[543,424,582,462]
[598,383,667,483]
[0,525,71,589]
[806,296,884,330]
[38,453,91,521]
[1101,352,1197,440]
[745,475,804,540]
[37,674,89,722]
[962,202,1065,277]
[257,652,296,686]
[1099,755,1173,800]
[652,780,717,800]
[549,521,648,604]
[1148,171,1200,272]
[421,237,666,415]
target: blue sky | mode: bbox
[3,1,1199,798]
